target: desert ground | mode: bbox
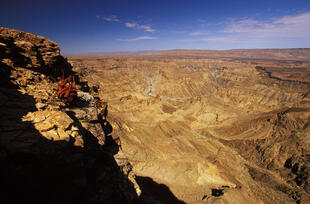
[67,49,310,203]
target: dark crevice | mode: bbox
[211,188,224,197]
[255,66,310,86]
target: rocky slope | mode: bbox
[0,27,145,204]
[69,54,310,203]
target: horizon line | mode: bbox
[63,48,310,56]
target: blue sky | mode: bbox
[1,0,310,54]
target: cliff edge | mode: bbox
[0,27,140,204]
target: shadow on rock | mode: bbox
[0,62,137,204]
[0,63,185,204]
[135,176,186,204]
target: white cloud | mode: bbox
[221,12,310,39]
[189,31,209,36]
[96,15,156,33]
[117,36,158,42]
[104,15,119,22]
[125,22,137,28]
[96,15,120,22]
[125,22,155,32]
[183,12,310,44]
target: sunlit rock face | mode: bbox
[70,52,310,203]
[0,27,139,204]
[0,27,72,77]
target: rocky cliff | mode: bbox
[0,27,143,204]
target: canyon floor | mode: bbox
[68,51,310,203]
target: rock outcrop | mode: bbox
[0,27,141,204]
[0,27,71,77]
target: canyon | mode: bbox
[69,50,310,203]
[1,26,310,203]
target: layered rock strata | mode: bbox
[70,54,310,203]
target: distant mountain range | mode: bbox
[140,48,310,61]
[67,48,310,62]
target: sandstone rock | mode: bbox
[77,90,94,105]
[35,102,47,110]
[68,90,105,145]
[0,27,72,77]
[0,27,138,204]
[23,110,75,142]
[71,125,79,131]
[73,135,84,147]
